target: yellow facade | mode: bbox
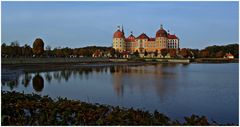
[112,25,179,53]
[112,38,126,52]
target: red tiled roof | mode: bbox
[167,34,178,39]
[113,30,125,38]
[225,53,234,56]
[149,38,155,41]
[136,33,149,39]
[125,34,135,42]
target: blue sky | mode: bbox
[1,1,239,49]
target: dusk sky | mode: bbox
[2,1,239,49]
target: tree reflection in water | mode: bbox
[21,73,32,87]
[2,80,18,90]
[32,74,44,92]
[45,72,52,83]
[60,70,72,82]
[3,64,189,99]
[2,75,19,90]
[53,71,61,83]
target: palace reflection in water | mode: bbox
[2,64,182,99]
[1,63,238,124]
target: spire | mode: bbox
[121,25,125,35]
[130,31,133,35]
[160,24,163,29]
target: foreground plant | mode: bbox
[1,91,227,125]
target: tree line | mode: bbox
[1,38,239,58]
[1,39,115,58]
[177,43,239,58]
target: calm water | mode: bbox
[2,63,239,124]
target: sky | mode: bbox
[1,1,239,49]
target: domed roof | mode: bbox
[113,30,125,38]
[156,25,167,37]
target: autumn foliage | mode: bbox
[160,48,168,58]
[33,38,44,56]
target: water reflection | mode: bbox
[22,73,32,87]
[110,64,180,100]
[1,63,238,124]
[2,80,19,90]
[2,64,183,96]
[45,72,52,83]
[32,74,44,92]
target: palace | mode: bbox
[112,25,180,54]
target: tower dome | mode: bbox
[113,26,125,38]
[156,24,168,37]
[126,31,135,42]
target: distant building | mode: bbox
[224,52,234,59]
[92,50,103,57]
[112,25,180,54]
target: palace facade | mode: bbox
[112,25,180,53]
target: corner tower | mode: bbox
[112,26,126,52]
[156,24,168,50]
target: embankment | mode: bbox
[2,57,110,65]
[193,58,239,63]
[2,58,190,65]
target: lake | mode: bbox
[1,63,239,124]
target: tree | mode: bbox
[9,41,21,57]
[189,49,200,58]
[144,50,148,56]
[160,48,168,58]
[10,41,19,47]
[216,51,225,58]
[154,50,158,57]
[21,44,32,57]
[1,43,7,56]
[203,43,239,58]
[133,50,139,57]
[33,38,44,57]
[180,48,189,58]
[60,47,72,57]
[168,49,177,58]
[45,45,52,57]
[46,45,51,51]
[1,43,6,47]
[110,48,115,57]
[115,50,122,58]
[55,48,63,57]
[200,50,210,58]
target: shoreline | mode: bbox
[1,59,237,83]
[2,91,232,126]
[2,57,191,65]
[1,57,238,65]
